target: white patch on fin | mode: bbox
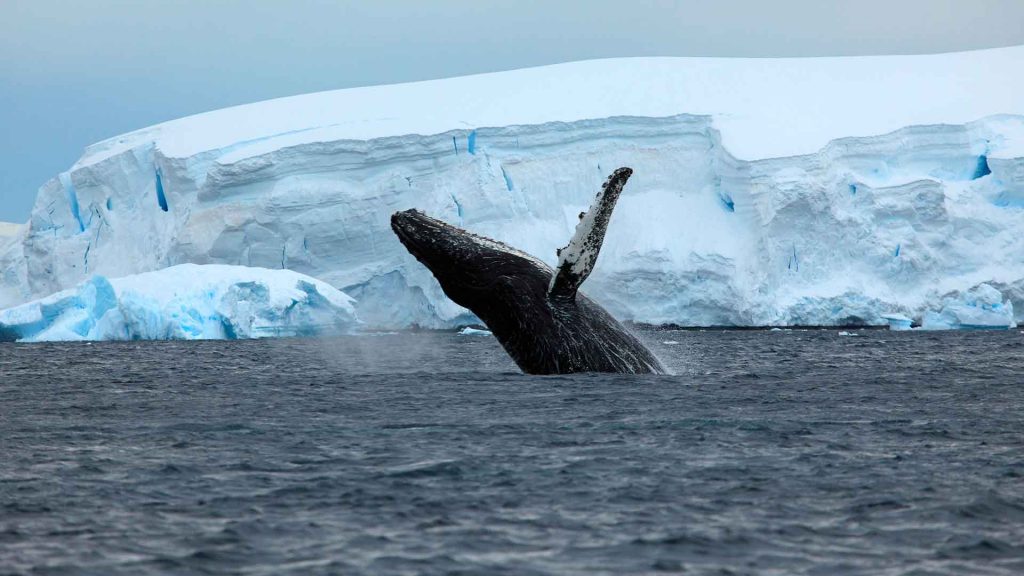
[548,167,632,299]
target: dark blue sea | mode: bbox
[2,329,1023,575]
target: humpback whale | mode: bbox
[391,167,667,375]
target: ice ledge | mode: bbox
[0,222,25,243]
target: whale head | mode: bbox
[390,209,551,319]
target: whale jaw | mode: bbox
[390,209,552,317]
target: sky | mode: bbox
[2,0,1023,222]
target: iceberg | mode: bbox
[0,264,357,342]
[2,48,1023,328]
[457,326,493,336]
[920,284,1016,330]
[881,313,914,331]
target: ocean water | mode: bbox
[1,329,1023,575]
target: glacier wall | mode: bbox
[2,112,1023,328]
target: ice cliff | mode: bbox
[0,264,357,342]
[2,47,1023,328]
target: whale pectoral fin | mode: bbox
[548,167,632,300]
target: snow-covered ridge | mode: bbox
[2,49,1024,328]
[77,46,1024,166]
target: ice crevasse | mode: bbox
[1,47,1024,330]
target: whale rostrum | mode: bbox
[391,167,667,375]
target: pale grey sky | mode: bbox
[2,0,1023,221]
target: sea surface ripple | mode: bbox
[1,329,1023,575]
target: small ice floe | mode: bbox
[837,331,859,337]
[458,326,493,336]
[881,314,913,331]
[661,340,680,345]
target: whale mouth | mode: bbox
[391,209,424,240]
[390,208,552,277]
[391,209,443,264]
[389,209,416,244]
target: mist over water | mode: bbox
[2,330,1023,575]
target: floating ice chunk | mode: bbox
[457,326,493,336]
[0,264,357,342]
[661,340,680,345]
[837,331,859,336]
[921,284,1016,330]
[881,314,913,331]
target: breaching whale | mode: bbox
[391,167,667,375]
